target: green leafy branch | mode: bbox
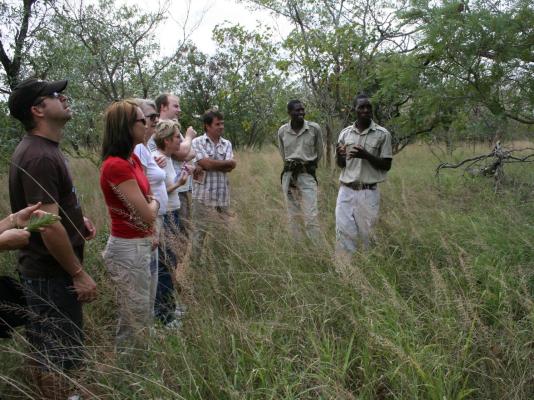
[24,213,61,232]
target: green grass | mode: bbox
[1,142,534,398]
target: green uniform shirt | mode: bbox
[337,120,392,184]
[277,120,323,162]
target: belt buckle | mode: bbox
[345,181,373,190]
[350,181,363,190]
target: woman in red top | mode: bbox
[100,100,159,347]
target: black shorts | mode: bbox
[20,274,83,371]
[0,276,27,338]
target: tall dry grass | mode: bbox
[1,142,534,399]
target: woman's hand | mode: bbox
[0,229,31,250]
[13,202,43,228]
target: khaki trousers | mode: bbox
[103,236,152,347]
[281,172,322,243]
[335,185,380,262]
[191,200,230,265]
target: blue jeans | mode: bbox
[155,209,180,324]
[149,216,164,320]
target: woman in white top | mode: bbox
[133,99,167,321]
[151,120,188,326]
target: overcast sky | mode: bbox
[124,0,292,54]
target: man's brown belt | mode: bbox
[341,181,377,190]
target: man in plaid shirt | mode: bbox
[191,109,237,263]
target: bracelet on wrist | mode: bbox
[71,267,83,278]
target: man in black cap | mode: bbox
[8,78,97,397]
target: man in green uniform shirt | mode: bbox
[277,100,324,243]
[335,94,393,262]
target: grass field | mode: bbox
[1,142,534,399]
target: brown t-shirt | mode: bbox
[9,134,86,278]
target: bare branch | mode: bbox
[435,143,534,188]
[436,152,494,174]
[392,125,436,154]
[504,112,534,125]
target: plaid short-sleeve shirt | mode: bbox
[192,134,234,207]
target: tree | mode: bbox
[398,0,534,130]
[0,0,56,162]
[41,0,190,102]
[245,0,419,162]
[169,24,292,148]
[0,0,53,91]
[12,0,197,152]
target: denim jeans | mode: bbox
[103,236,152,347]
[155,209,180,324]
[149,216,163,320]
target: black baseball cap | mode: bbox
[8,78,68,121]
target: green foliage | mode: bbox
[0,102,25,169]
[399,0,534,127]
[169,24,293,147]
[27,0,177,151]
[250,0,421,149]
[0,0,186,154]
[0,0,53,90]
[247,0,534,152]
[25,212,60,232]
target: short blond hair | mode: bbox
[154,119,180,150]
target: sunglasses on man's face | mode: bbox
[136,118,147,126]
[146,113,159,122]
[33,92,66,106]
